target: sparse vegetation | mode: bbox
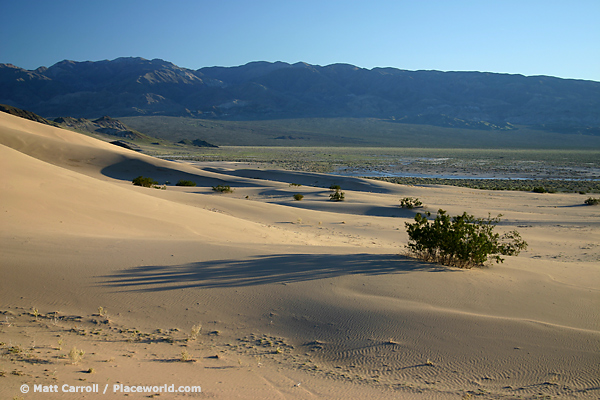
[532,186,554,193]
[405,210,527,268]
[68,346,85,364]
[189,324,202,341]
[584,197,600,205]
[8,345,23,354]
[212,184,233,193]
[376,176,600,194]
[176,179,197,187]
[400,197,423,209]
[180,350,193,362]
[293,193,304,201]
[132,176,159,188]
[329,187,345,201]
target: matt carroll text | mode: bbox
[34,384,101,393]
[26,383,201,395]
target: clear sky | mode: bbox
[1,0,598,81]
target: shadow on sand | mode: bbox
[100,158,263,189]
[103,253,447,292]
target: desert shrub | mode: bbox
[176,180,196,187]
[293,193,304,201]
[189,324,202,341]
[405,209,527,268]
[132,176,158,188]
[585,197,600,205]
[329,184,341,191]
[180,350,193,362]
[532,186,555,193]
[329,188,345,201]
[68,346,85,364]
[400,197,423,209]
[212,184,232,193]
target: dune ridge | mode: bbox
[1,112,598,399]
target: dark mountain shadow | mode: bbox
[102,253,447,292]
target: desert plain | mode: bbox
[1,111,599,399]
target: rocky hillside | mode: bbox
[1,104,146,140]
[1,58,599,133]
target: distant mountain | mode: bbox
[1,57,599,133]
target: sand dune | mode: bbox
[1,111,599,399]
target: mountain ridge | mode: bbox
[1,57,599,133]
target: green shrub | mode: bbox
[212,184,233,193]
[132,176,158,188]
[405,209,527,268]
[400,197,423,209]
[293,193,304,201]
[532,186,555,193]
[176,180,197,187]
[329,189,345,201]
[329,184,341,191]
[585,197,600,205]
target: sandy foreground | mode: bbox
[1,112,599,399]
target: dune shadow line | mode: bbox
[102,253,445,292]
[100,158,262,188]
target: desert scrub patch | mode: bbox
[532,186,555,193]
[68,346,85,364]
[176,179,197,187]
[329,188,345,201]
[293,193,304,201]
[373,176,600,194]
[584,197,600,205]
[405,210,527,268]
[8,344,24,354]
[189,324,202,341]
[180,350,194,362]
[132,176,159,188]
[400,197,423,209]
[212,184,233,193]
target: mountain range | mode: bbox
[1,57,599,134]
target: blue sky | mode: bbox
[1,0,598,81]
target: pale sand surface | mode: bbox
[1,112,599,399]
